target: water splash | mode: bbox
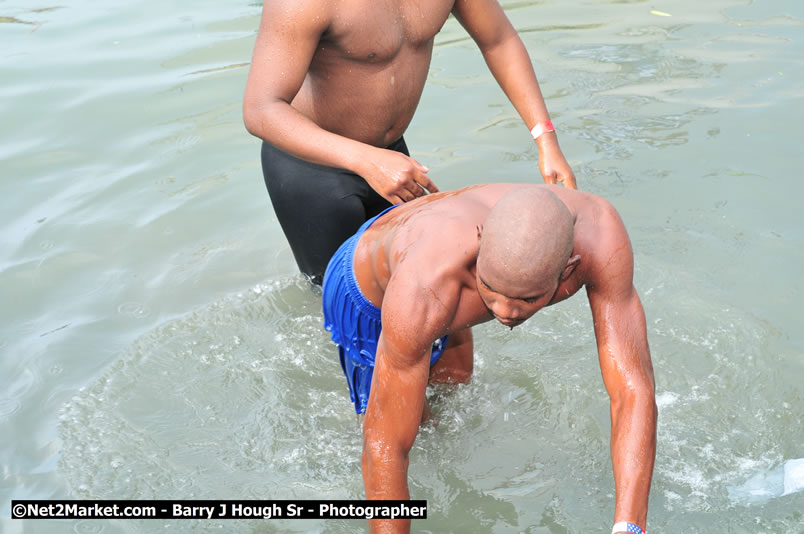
[59,278,364,531]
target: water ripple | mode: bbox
[0,397,22,420]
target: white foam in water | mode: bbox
[728,465,784,504]
[783,458,804,496]
[728,458,804,504]
[58,278,367,513]
[655,391,678,409]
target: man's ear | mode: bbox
[560,254,581,281]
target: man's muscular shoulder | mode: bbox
[575,195,635,296]
[263,0,333,27]
[380,258,464,361]
[258,0,334,48]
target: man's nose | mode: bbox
[492,299,521,319]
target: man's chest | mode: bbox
[323,0,455,62]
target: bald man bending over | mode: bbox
[321,184,656,534]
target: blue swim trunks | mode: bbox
[322,206,448,414]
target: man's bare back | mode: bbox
[321,184,656,533]
[354,184,616,330]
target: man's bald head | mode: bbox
[477,187,575,293]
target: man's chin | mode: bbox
[496,317,525,327]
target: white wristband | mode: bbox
[612,521,645,534]
[530,120,555,140]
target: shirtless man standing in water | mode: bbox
[322,184,656,534]
[243,0,576,283]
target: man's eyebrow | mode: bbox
[479,275,542,302]
[479,275,496,292]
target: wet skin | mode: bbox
[349,184,656,533]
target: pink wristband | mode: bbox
[530,120,555,140]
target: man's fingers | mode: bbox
[398,178,423,199]
[411,158,429,173]
[556,170,578,190]
[416,174,439,194]
[396,187,416,203]
[408,159,436,194]
[402,170,433,198]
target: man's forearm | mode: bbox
[479,32,552,129]
[362,445,412,533]
[481,32,576,186]
[243,99,370,173]
[610,392,657,529]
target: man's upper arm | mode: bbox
[244,0,329,115]
[586,203,655,397]
[451,0,517,50]
[364,272,454,451]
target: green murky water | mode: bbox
[2,0,802,532]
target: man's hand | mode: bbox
[536,133,577,189]
[358,147,440,204]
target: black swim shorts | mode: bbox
[260,137,410,284]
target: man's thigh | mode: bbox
[261,142,385,282]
